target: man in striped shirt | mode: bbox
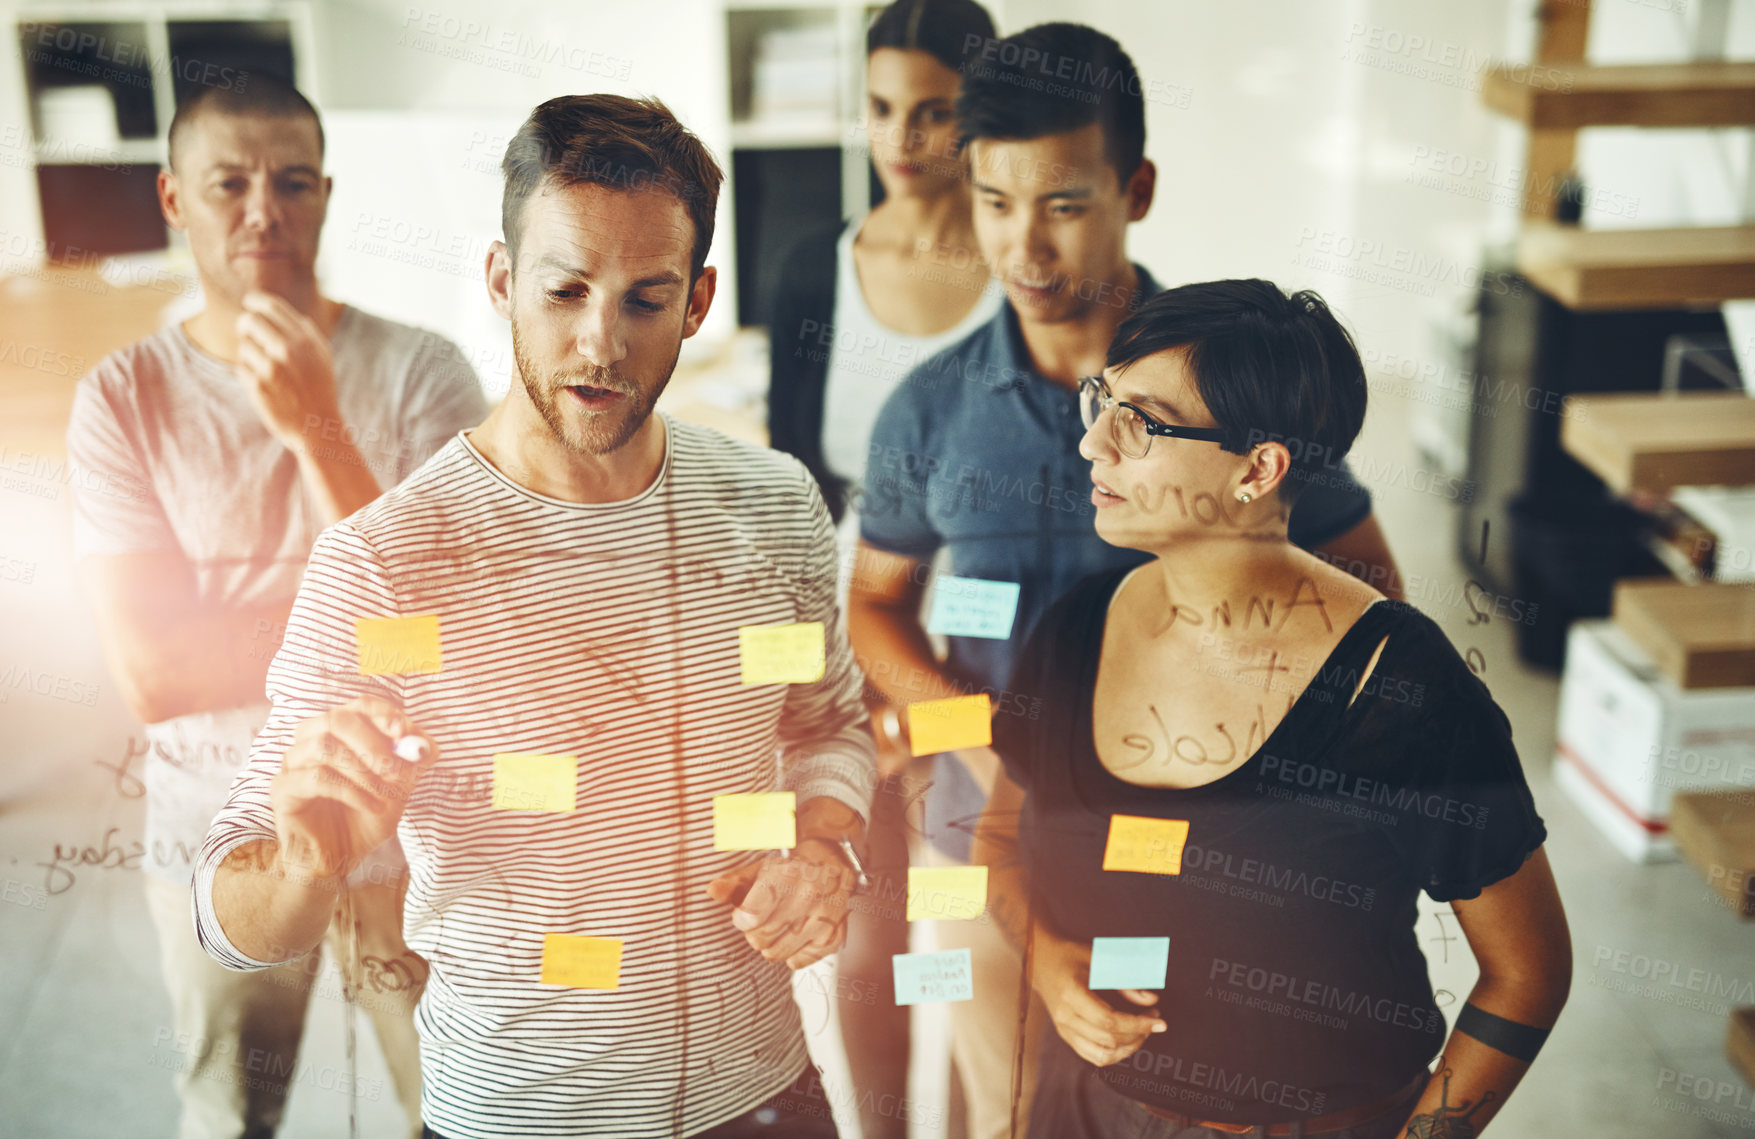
[193,95,877,1139]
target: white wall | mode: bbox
[307,0,737,363]
[1001,0,1515,475]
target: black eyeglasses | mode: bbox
[1077,376,1228,459]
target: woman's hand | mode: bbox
[1031,930,1166,1067]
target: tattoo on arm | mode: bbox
[1402,1067,1495,1139]
[1454,1002,1551,1064]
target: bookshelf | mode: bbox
[722,0,882,325]
[6,2,315,262]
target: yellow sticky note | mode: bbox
[739,623,826,684]
[355,614,444,676]
[907,865,988,921]
[907,694,992,756]
[491,754,577,812]
[540,934,622,989]
[1102,815,1190,876]
[713,792,797,850]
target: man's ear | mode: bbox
[158,169,185,232]
[485,241,514,321]
[1126,158,1156,223]
[681,265,717,340]
[314,174,333,235]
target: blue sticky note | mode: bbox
[927,577,1020,640]
[1088,937,1170,990]
[892,948,974,1005]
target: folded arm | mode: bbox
[80,550,295,724]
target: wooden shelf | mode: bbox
[1484,61,1755,129]
[1671,790,1755,919]
[1561,391,1755,495]
[1518,221,1755,310]
[1613,579,1755,688]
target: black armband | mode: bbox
[1455,1002,1550,1063]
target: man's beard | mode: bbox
[510,316,679,456]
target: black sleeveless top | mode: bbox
[994,566,1546,1124]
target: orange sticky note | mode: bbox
[1102,815,1190,876]
[907,865,988,921]
[739,623,826,684]
[713,792,797,850]
[540,934,622,989]
[491,754,577,812]
[907,694,992,756]
[355,614,443,676]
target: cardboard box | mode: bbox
[1555,621,1755,862]
[1670,791,1755,920]
[1615,579,1755,689]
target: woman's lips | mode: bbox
[1092,478,1125,508]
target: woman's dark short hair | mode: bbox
[955,22,1146,187]
[1105,280,1368,505]
[866,0,996,72]
[501,94,723,282]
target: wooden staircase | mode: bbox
[1482,24,1755,310]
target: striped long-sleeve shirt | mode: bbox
[192,416,877,1138]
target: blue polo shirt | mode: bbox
[859,265,1374,860]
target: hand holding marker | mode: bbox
[268,696,437,881]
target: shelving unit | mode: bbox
[1481,15,1755,310]
[7,2,315,261]
[1512,7,1755,1089]
[721,0,881,326]
[1461,1,1755,651]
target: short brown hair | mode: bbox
[168,76,324,172]
[500,94,723,281]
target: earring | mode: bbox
[1237,492,1252,504]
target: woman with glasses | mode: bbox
[765,3,1002,1137]
[975,280,1570,1139]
